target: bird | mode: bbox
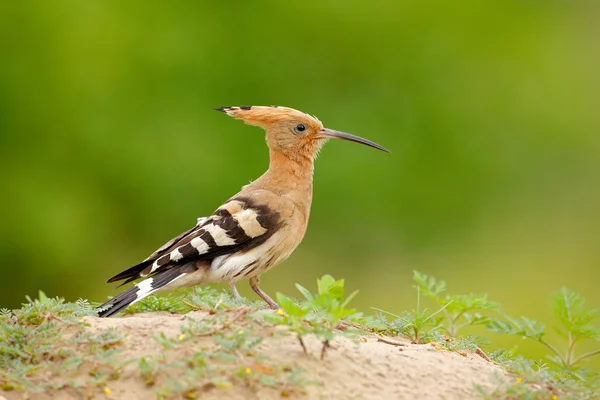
[97,106,389,317]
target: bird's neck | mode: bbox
[252,148,314,213]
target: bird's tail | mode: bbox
[97,265,189,317]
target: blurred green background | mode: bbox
[1,1,599,364]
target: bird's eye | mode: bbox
[295,124,306,133]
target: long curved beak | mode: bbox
[317,128,390,153]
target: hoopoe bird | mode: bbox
[97,106,389,317]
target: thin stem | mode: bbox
[181,298,201,310]
[320,339,330,360]
[424,300,454,324]
[298,336,307,354]
[539,338,565,366]
[454,321,469,333]
[377,337,407,347]
[570,349,600,367]
[444,309,453,336]
[565,332,573,365]
[453,311,465,325]
[566,335,579,366]
[371,307,401,319]
[450,312,465,337]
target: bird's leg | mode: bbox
[249,276,279,309]
[229,282,242,300]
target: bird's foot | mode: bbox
[249,276,279,309]
[229,282,242,300]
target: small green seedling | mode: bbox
[372,284,447,344]
[372,271,498,344]
[122,292,192,315]
[488,287,600,374]
[413,271,499,336]
[272,275,360,359]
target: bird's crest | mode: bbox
[216,105,321,128]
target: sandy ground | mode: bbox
[2,310,509,400]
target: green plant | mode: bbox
[368,272,600,397]
[413,271,499,336]
[371,271,498,345]
[269,274,361,359]
[483,349,599,400]
[4,273,600,399]
[110,285,260,317]
[372,289,446,344]
[0,292,122,394]
[488,287,600,374]
[182,286,259,313]
[134,309,308,399]
[122,292,192,315]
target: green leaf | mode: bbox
[38,291,49,304]
[295,284,313,302]
[463,313,492,326]
[552,287,600,341]
[138,357,152,374]
[275,293,294,311]
[488,315,546,341]
[341,289,359,309]
[325,284,345,303]
[412,271,446,299]
[317,275,336,295]
[259,375,278,387]
[275,293,305,317]
[487,318,517,335]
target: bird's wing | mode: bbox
[106,217,207,286]
[106,196,282,285]
[140,216,209,263]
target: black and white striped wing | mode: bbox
[105,217,207,286]
[142,217,208,262]
[105,197,281,285]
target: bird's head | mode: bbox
[216,105,389,161]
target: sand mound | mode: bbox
[2,310,508,400]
